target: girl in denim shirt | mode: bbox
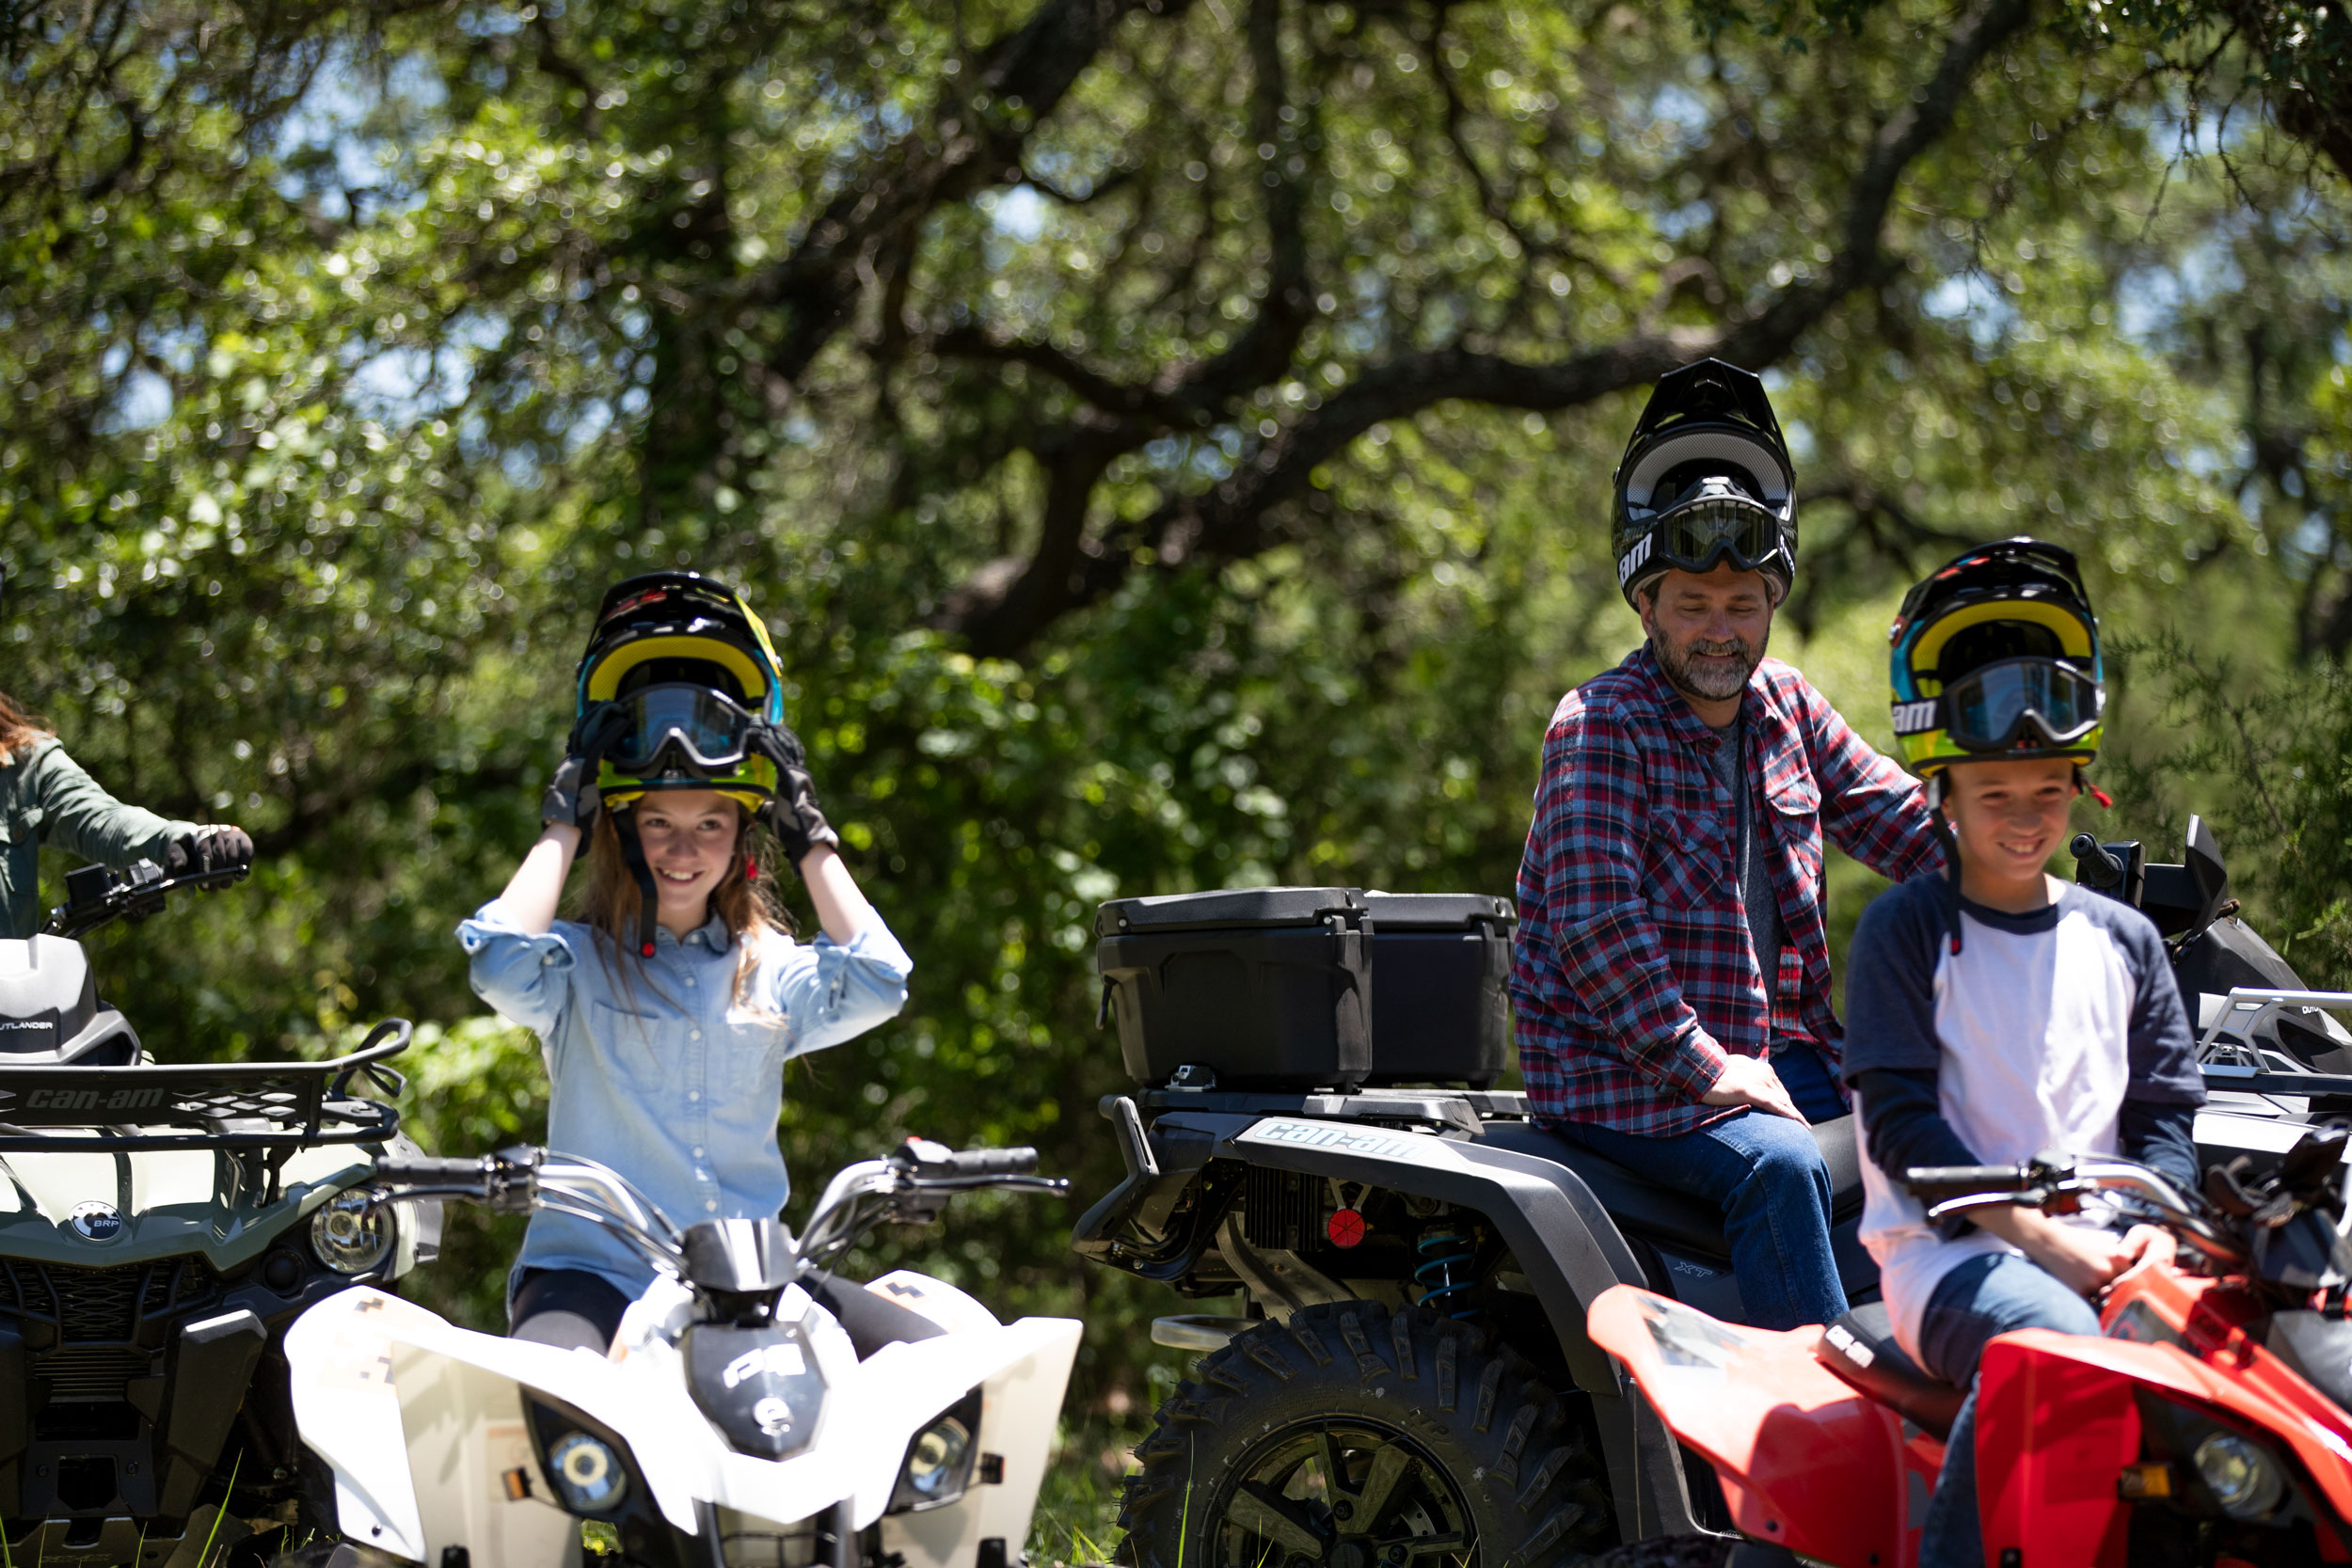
[458,573,922,1355]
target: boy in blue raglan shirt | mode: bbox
[1842,540,2204,1568]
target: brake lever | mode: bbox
[1925,1186,2056,1222]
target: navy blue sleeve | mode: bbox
[1839,876,1947,1081]
[1852,1068,1980,1174]
[1854,1068,1981,1239]
[2120,1101,2200,1191]
[2068,889,2205,1105]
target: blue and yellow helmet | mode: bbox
[573,571,787,811]
[1887,538,2104,778]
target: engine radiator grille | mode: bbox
[0,1258,222,1402]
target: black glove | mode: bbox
[166,825,255,888]
[542,706,630,830]
[752,726,839,866]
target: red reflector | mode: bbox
[1327,1209,1367,1248]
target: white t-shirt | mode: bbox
[1843,877,2201,1356]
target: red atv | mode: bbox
[1587,1128,2352,1568]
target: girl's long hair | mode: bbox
[576,800,791,1016]
[0,690,52,764]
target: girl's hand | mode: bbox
[543,707,630,829]
[767,766,841,865]
[542,752,605,829]
[752,725,841,865]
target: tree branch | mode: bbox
[937,0,2038,657]
[739,0,1184,388]
[933,325,1192,423]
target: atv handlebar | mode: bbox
[371,1138,1066,1287]
[1905,1164,2035,1207]
[1904,1153,2249,1265]
[43,859,248,941]
[2070,833,2127,894]
[373,1154,504,1186]
[901,1141,1040,1178]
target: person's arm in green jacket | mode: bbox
[17,739,199,866]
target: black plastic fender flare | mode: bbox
[1120,1108,1710,1543]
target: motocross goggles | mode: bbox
[1617,491,1794,594]
[1893,657,2103,751]
[603,684,761,773]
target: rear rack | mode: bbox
[1136,1085,1530,1135]
[2194,987,2352,1101]
[0,1019,410,1171]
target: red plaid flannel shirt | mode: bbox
[1510,646,1941,1137]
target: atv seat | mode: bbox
[1472,1115,1866,1261]
[1814,1300,1964,1439]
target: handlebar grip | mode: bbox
[1904,1164,2032,1205]
[2071,833,2123,889]
[946,1147,1039,1177]
[373,1154,496,1189]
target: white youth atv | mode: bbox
[282,1139,1080,1568]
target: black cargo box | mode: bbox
[1094,887,1372,1089]
[1359,892,1517,1088]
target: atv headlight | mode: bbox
[888,1391,982,1514]
[2195,1432,2287,1520]
[310,1190,395,1275]
[548,1430,630,1514]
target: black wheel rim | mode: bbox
[1206,1418,1476,1568]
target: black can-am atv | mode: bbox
[0,862,440,1567]
[1074,838,2352,1565]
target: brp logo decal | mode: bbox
[69,1201,123,1243]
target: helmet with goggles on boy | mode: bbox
[1887,536,2105,952]
[1610,357,1798,607]
[1887,536,2104,779]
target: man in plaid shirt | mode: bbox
[1510,361,1939,1329]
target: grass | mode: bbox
[1026,1414,1152,1568]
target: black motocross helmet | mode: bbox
[1609,359,1798,607]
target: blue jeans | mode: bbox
[1914,1252,2103,1568]
[1772,1040,1849,1122]
[1564,1093,1849,1331]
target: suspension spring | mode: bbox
[1414,1225,1478,1318]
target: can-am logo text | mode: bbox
[1890,699,1940,734]
[1239,1120,1405,1158]
[21,1086,167,1112]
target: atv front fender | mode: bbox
[1093,1108,1714,1542]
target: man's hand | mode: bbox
[1978,1207,2139,1296]
[1699,1053,1804,1120]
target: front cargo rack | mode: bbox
[0,1018,409,1161]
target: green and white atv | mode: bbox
[0,860,440,1567]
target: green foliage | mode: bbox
[2,0,2348,1406]
[2104,637,2352,986]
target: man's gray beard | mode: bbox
[1652,629,1763,703]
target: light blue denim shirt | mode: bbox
[456,896,913,1299]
